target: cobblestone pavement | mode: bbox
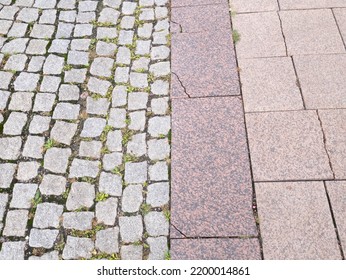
[0,0,171,260]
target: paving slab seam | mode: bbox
[171,236,259,240]
[229,7,264,260]
[277,12,288,56]
[323,181,345,259]
[171,72,190,98]
[331,8,346,51]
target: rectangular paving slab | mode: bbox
[171,4,231,34]
[232,0,278,12]
[171,31,239,98]
[333,8,346,43]
[233,12,286,58]
[294,54,346,109]
[239,57,303,112]
[280,9,345,55]
[171,0,228,7]
[246,110,333,181]
[319,109,346,179]
[171,97,257,237]
[171,238,261,260]
[279,0,346,9]
[256,181,341,259]
[326,181,346,253]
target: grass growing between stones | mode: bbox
[232,30,241,44]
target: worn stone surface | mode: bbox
[3,210,28,237]
[0,137,22,160]
[95,198,118,226]
[95,227,119,254]
[29,229,59,249]
[39,174,66,196]
[51,121,78,145]
[122,185,143,213]
[69,159,100,178]
[44,148,72,174]
[119,215,143,242]
[246,111,333,181]
[33,203,64,229]
[10,184,38,209]
[144,212,169,236]
[147,182,169,207]
[256,181,341,259]
[0,241,26,260]
[0,163,17,189]
[62,236,94,260]
[121,245,143,260]
[63,212,94,230]
[98,172,122,197]
[66,182,95,211]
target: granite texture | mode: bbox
[171,97,257,237]
[246,110,333,181]
[171,238,261,260]
[256,181,341,259]
[171,31,240,98]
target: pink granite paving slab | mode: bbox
[326,181,346,252]
[171,32,240,98]
[279,0,346,10]
[246,110,333,181]
[171,0,228,7]
[171,4,231,34]
[319,109,346,179]
[171,238,261,260]
[171,97,257,237]
[256,181,341,260]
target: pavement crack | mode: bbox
[170,20,183,33]
[171,224,188,238]
[277,11,288,56]
[317,111,336,179]
[172,72,191,98]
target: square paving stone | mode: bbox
[121,184,143,213]
[319,109,346,179]
[26,39,49,55]
[334,8,346,43]
[40,76,61,93]
[119,215,143,242]
[86,97,110,116]
[125,162,147,184]
[14,72,40,91]
[16,161,40,181]
[294,54,346,109]
[103,152,122,171]
[80,118,106,137]
[144,211,169,236]
[171,31,239,98]
[53,103,80,120]
[121,245,143,260]
[90,57,113,77]
[7,22,28,38]
[66,182,95,211]
[0,241,26,260]
[0,72,13,90]
[39,174,66,196]
[3,162,15,186]
[0,137,22,160]
[171,97,256,237]
[3,210,28,237]
[43,54,64,75]
[98,172,122,197]
[232,0,278,12]
[33,93,55,112]
[30,24,55,38]
[33,203,63,229]
[171,4,231,33]
[29,115,51,134]
[10,183,38,209]
[233,12,286,58]
[0,90,10,109]
[8,91,34,112]
[239,57,303,112]
[108,108,126,128]
[27,56,45,72]
[59,84,80,101]
[147,182,169,207]
[171,238,261,260]
[62,236,94,260]
[64,68,87,83]
[4,54,28,71]
[280,9,344,55]
[44,148,71,174]
[87,77,111,96]
[3,112,27,136]
[69,159,100,178]
[1,38,28,53]
[63,212,94,230]
[279,0,346,9]
[147,236,167,260]
[29,229,59,249]
[326,181,346,252]
[51,121,78,145]
[127,133,146,157]
[22,136,44,159]
[256,181,341,259]
[95,227,119,254]
[95,198,118,226]
[148,139,170,160]
[246,111,333,181]
[79,141,102,159]
[0,193,8,219]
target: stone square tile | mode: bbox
[0,163,16,189]
[1,38,28,53]
[8,91,34,112]
[39,174,66,196]
[29,229,59,249]
[4,54,28,71]
[172,31,239,98]
[14,72,39,91]
[326,181,346,252]
[334,8,346,43]
[280,9,344,55]
[0,241,26,260]
[0,72,13,90]
[171,97,256,237]
[44,148,71,174]
[33,93,55,112]
[3,112,27,135]
[256,181,341,259]
[64,68,87,83]
[7,22,28,37]
[246,111,333,181]
[16,161,40,181]
[147,236,167,260]
[233,12,286,58]
[40,76,61,92]
[62,236,94,260]
[171,238,261,260]
[95,227,119,254]
[0,193,8,220]
[95,198,118,226]
[232,0,278,12]
[294,55,346,109]
[53,103,80,120]
[3,210,28,237]
[0,90,10,109]
[279,0,346,9]
[239,57,303,112]
[121,245,142,260]
[69,159,100,178]
[29,115,51,134]
[26,39,48,55]
[10,183,38,209]
[66,182,95,211]
[171,4,231,33]
[79,141,102,159]
[22,136,44,159]
[319,109,346,179]
[63,212,94,230]
[0,137,22,160]
[98,172,122,197]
